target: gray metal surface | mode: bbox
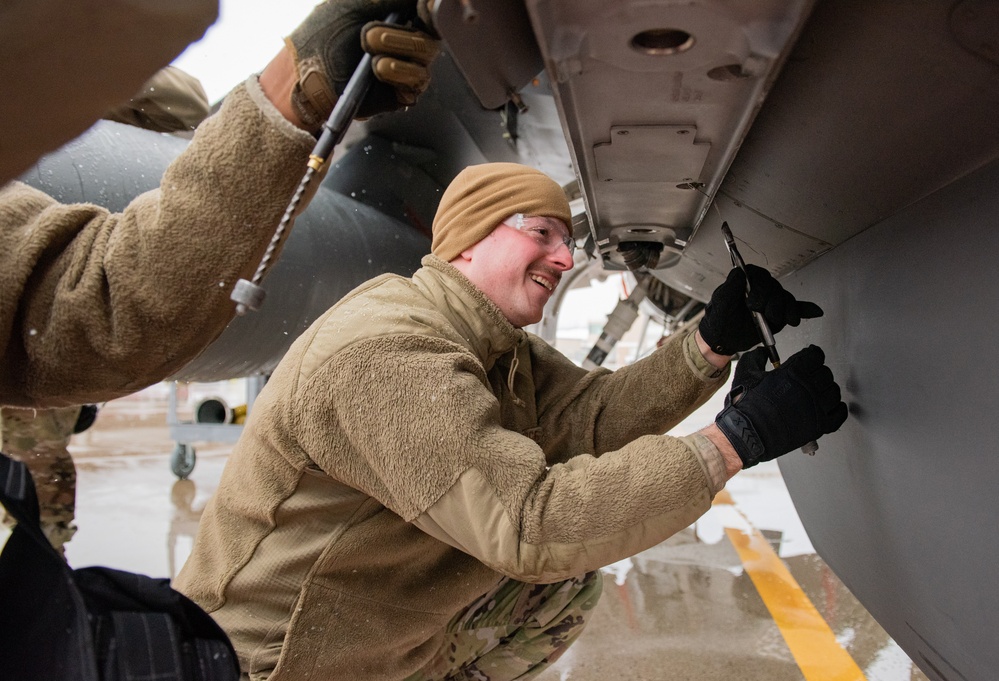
[668,4,999,678]
[172,185,429,381]
[778,158,999,681]
[524,0,815,269]
[22,121,190,211]
[432,0,544,110]
[656,0,999,303]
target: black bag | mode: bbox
[0,452,240,681]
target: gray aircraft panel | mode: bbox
[778,157,999,681]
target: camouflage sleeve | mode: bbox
[0,405,81,539]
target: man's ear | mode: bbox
[448,249,473,273]
[455,240,480,263]
[452,226,497,266]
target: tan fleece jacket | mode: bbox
[0,0,218,185]
[0,77,315,407]
[176,255,730,681]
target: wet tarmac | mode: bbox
[6,385,930,681]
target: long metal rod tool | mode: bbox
[720,221,819,455]
[231,12,401,315]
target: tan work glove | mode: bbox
[287,0,440,130]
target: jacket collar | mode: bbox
[415,255,526,370]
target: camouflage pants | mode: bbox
[405,571,603,681]
[1,405,81,551]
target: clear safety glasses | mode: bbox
[503,213,575,256]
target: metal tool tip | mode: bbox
[231,278,266,314]
[720,221,733,239]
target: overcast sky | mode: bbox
[172,0,317,103]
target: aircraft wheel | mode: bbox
[170,443,196,480]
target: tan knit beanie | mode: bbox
[432,163,571,262]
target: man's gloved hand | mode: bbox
[699,265,824,356]
[715,345,848,468]
[287,0,440,130]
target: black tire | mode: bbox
[170,443,196,479]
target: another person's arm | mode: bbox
[0,0,219,185]
[0,0,439,407]
[0,74,316,407]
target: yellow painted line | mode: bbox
[713,488,735,506]
[725,526,867,681]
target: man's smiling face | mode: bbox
[451,215,575,328]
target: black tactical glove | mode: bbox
[287,0,441,130]
[699,265,824,356]
[715,345,848,468]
